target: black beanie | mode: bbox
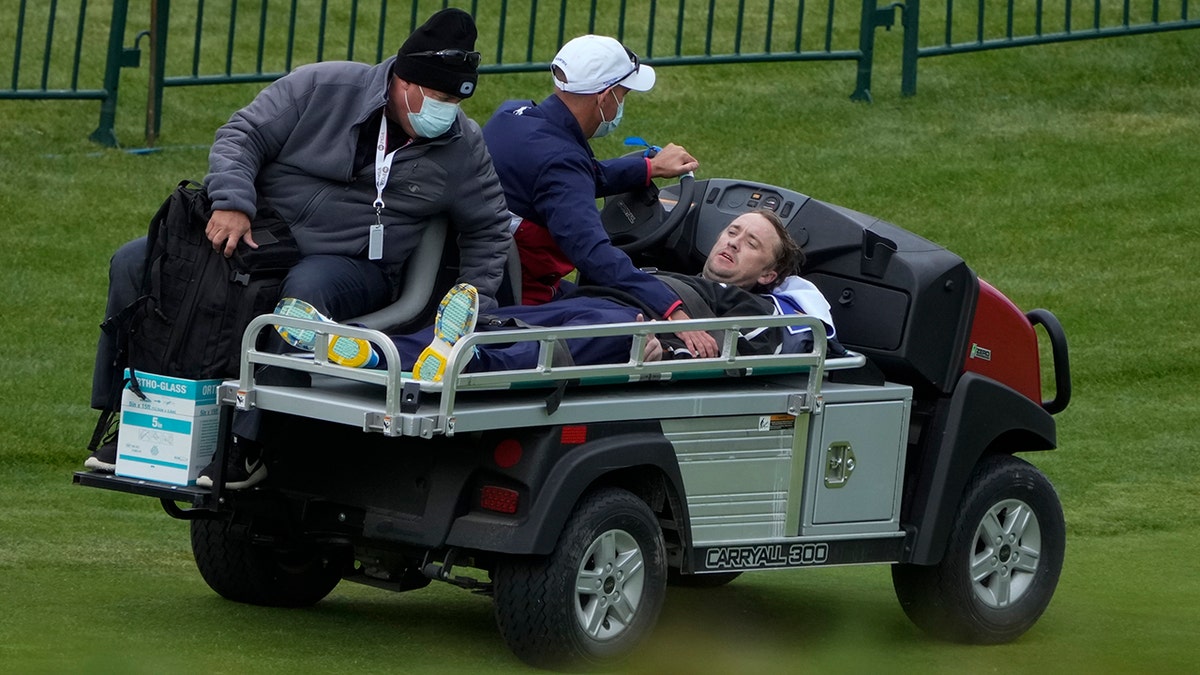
[392,8,479,98]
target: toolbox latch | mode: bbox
[824,442,856,488]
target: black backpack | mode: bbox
[89,180,300,449]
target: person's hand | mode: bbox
[667,308,719,358]
[205,209,257,258]
[648,143,699,179]
[635,314,664,362]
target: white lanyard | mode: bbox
[370,114,411,260]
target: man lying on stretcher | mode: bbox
[273,209,842,380]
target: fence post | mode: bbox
[851,0,881,101]
[89,0,132,146]
[853,0,906,102]
[900,0,920,96]
[145,0,170,146]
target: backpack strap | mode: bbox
[88,294,152,451]
[87,409,119,452]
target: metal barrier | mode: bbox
[140,0,880,144]
[5,0,880,146]
[5,1,1197,145]
[898,0,1200,95]
[2,0,134,146]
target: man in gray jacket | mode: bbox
[204,7,510,318]
[86,9,511,481]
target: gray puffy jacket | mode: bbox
[205,58,511,304]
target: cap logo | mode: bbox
[459,81,475,96]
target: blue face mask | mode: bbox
[407,86,459,138]
[592,90,624,139]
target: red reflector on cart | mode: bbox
[480,486,520,514]
[560,425,588,445]
[494,439,522,468]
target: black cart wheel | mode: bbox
[190,518,349,607]
[892,454,1065,643]
[493,487,668,670]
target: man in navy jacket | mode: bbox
[483,34,717,358]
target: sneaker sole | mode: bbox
[413,284,478,382]
[84,457,116,472]
[274,298,376,368]
[435,283,479,342]
[413,346,449,382]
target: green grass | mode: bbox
[2,19,1199,675]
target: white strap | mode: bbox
[374,115,399,212]
[370,115,413,260]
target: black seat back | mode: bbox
[665,178,978,396]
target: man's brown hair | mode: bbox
[754,209,805,289]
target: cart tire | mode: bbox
[190,519,349,607]
[493,487,667,670]
[892,454,1065,643]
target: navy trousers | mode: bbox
[389,297,645,373]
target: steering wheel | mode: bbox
[602,172,696,256]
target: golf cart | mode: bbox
[76,170,1071,670]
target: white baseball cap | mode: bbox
[551,35,656,94]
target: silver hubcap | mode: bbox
[574,528,646,641]
[970,498,1042,608]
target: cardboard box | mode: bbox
[115,370,224,486]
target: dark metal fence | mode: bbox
[898,0,1200,95]
[140,0,880,144]
[4,0,1197,146]
[1,0,134,145]
[4,1,878,146]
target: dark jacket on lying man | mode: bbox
[564,270,786,358]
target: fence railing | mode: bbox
[4,1,1198,146]
[1,0,134,146]
[141,0,881,144]
[899,0,1200,95]
[3,1,879,146]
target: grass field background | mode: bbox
[1,14,1198,675]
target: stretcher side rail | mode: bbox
[232,313,865,437]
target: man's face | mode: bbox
[701,213,782,290]
[386,77,462,135]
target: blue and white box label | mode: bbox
[115,370,223,486]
